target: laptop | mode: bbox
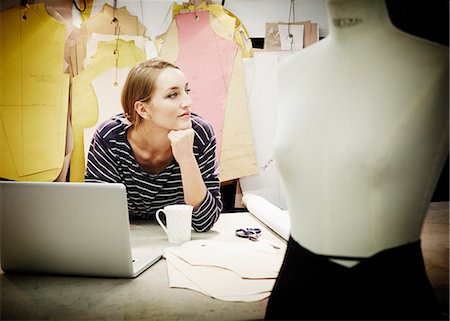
[0,181,162,278]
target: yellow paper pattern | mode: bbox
[219,47,258,181]
[0,3,68,181]
[70,39,145,182]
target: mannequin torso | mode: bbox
[274,0,449,263]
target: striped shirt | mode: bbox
[85,113,222,232]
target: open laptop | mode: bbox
[0,181,162,278]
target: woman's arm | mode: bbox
[168,126,222,232]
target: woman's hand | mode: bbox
[168,128,195,164]
[168,128,206,209]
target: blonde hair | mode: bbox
[121,59,179,127]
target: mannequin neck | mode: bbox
[326,0,393,39]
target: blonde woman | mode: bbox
[85,59,222,232]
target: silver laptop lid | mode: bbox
[0,181,137,278]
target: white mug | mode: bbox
[156,204,193,244]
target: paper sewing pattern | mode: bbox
[175,10,237,160]
[219,46,258,182]
[164,239,284,302]
[239,51,292,208]
[0,3,68,181]
[159,8,257,181]
[70,39,145,181]
[83,66,131,163]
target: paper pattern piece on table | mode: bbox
[166,253,271,302]
[0,3,68,181]
[164,239,281,302]
[166,239,284,279]
[242,193,291,241]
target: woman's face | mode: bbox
[145,67,192,131]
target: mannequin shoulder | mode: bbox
[279,39,328,72]
[390,28,448,66]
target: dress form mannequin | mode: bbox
[276,0,448,260]
[266,0,448,319]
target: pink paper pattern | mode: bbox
[175,11,237,158]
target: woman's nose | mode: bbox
[181,93,192,108]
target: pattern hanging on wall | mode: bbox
[0,3,69,181]
[158,3,258,182]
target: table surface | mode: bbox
[2,204,447,321]
[1,212,286,321]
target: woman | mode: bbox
[85,59,222,232]
[267,0,448,319]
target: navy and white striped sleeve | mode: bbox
[191,118,223,232]
[85,127,121,183]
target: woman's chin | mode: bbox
[177,119,192,130]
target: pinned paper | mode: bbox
[159,9,257,181]
[83,66,131,163]
[84,34,156,68]
[265,21,318,51]
[219,47,258,182]
[70,39,145,181]
[0,3,69,181]
[239,51,292,208]
[278,24,304,51]
[175,10,237,159]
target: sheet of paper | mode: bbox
[84,34,155,68]
[82,3,145,36]
[157,18,179,64]
[278,24,304,51]
[172,3,252,58]
[84,66,131,163]
[0,3,68,180]
[159,10,257,181]
[219,46,258,182]
[166,239,284,279]
[70,39,145,181]
[239,51,292,208]
[175,10,237,160]
[265,22,311,51]
[165,251,273,302]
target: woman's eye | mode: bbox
[186,88,191,94]
[168,92,177,98]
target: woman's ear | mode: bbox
[134,101,150,119]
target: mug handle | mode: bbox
[156,209,169,237]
